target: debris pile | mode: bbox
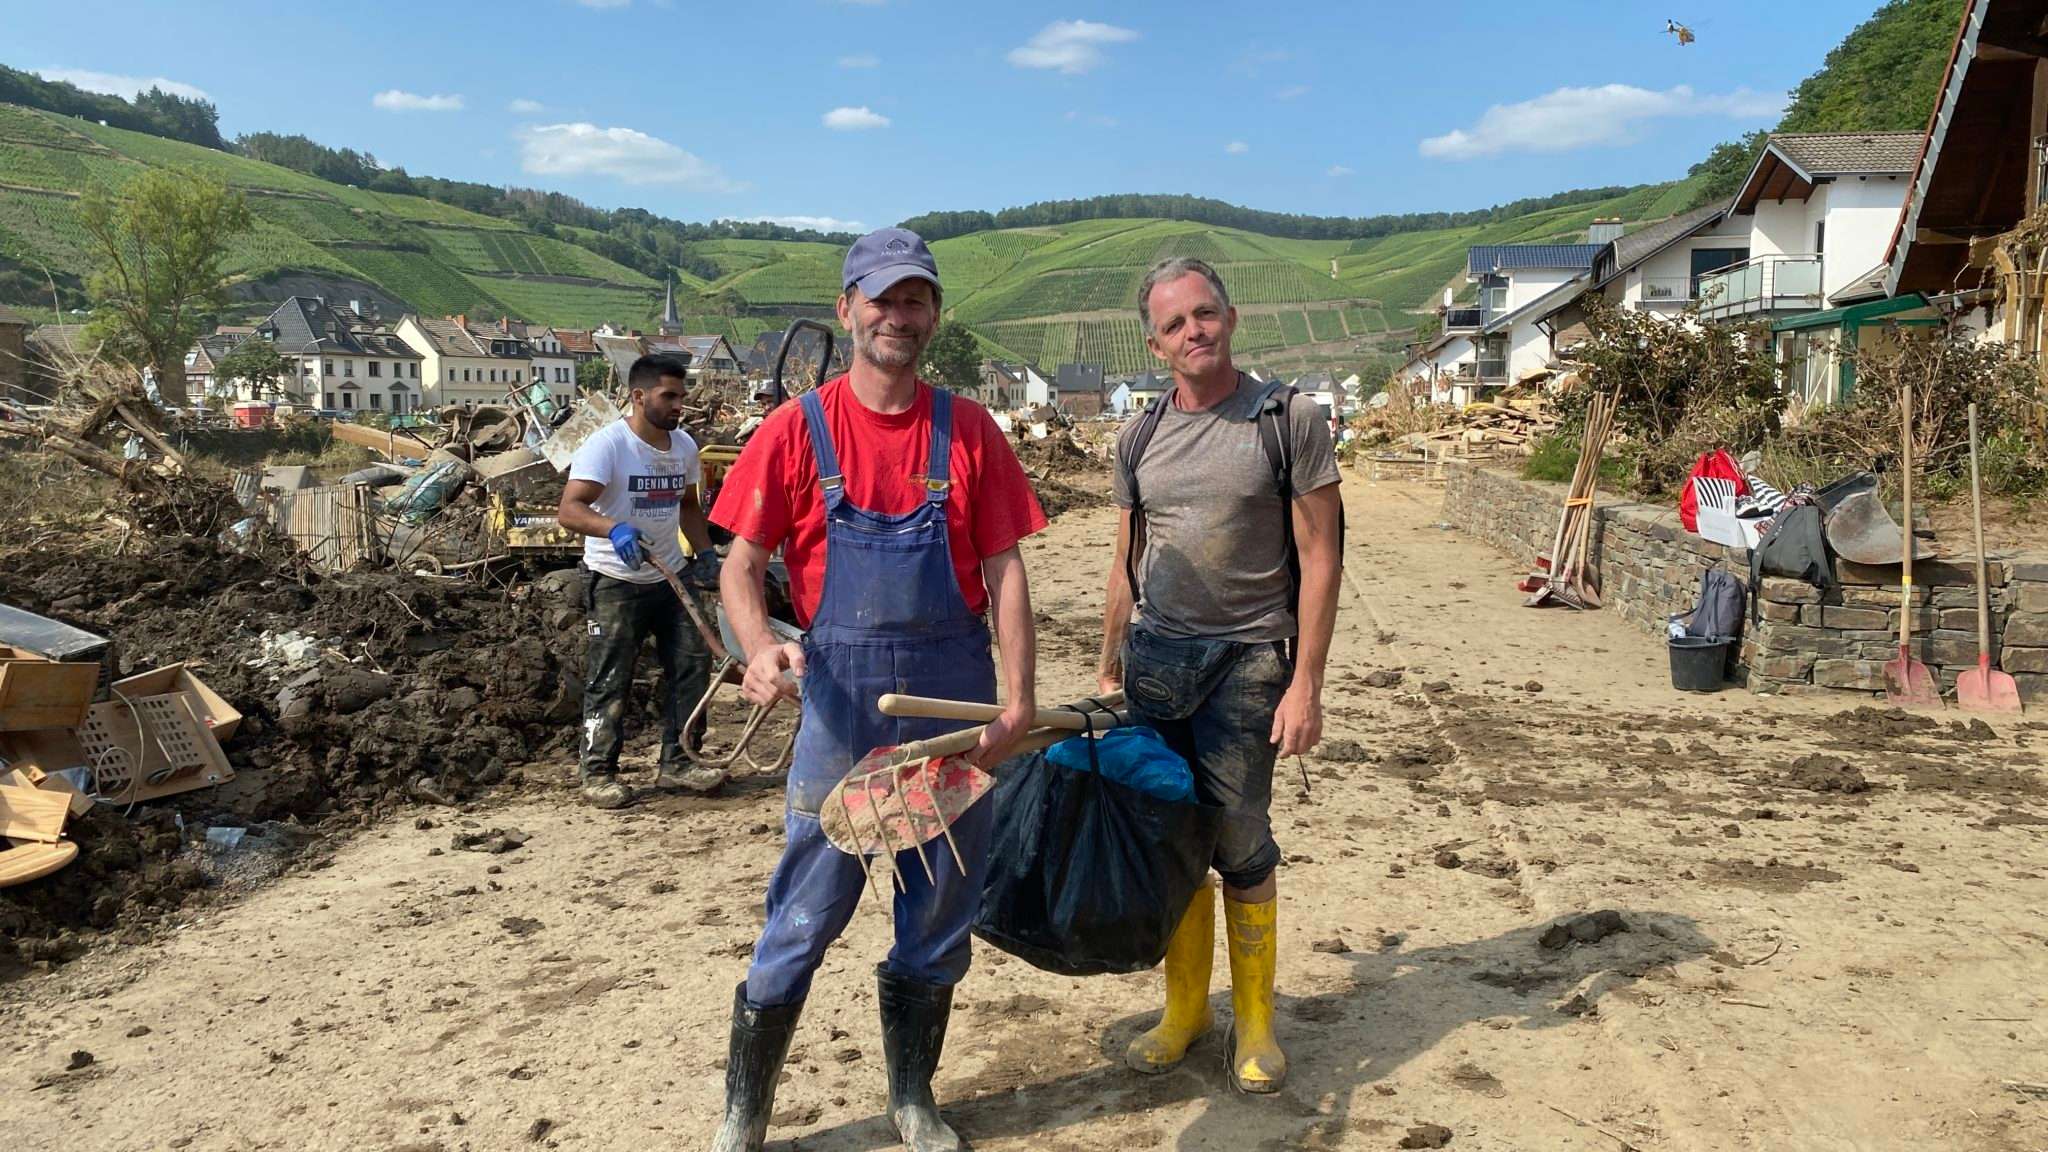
[1359,396,1558,459]
[0,531,599,956]
[1003,407,1114,520]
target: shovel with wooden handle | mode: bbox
[1884,381,1942,709]
[1957,403,2023,713]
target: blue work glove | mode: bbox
[681,550,721,591]
[607,522,647,569]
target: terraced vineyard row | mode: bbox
[335,249,506,317]
[978,305,1367,375]
[479,278,660,329]
[0,187,96,272]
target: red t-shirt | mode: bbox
[709,377,1047,627]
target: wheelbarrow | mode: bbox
[682,605,803,774]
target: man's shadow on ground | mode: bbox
[779,909,1716,1150]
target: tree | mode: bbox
[919,321,981,396]
[577,356,614,393]
[80,167,252,406]
[214,338,291,402]
[1684,131,1769,209]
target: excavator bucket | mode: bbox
[1825,490,1931,566]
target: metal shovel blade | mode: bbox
[1826,490,1931,566]
[1957,659,2024,714]
[818,749,994,859]
[1883,648,1942,710]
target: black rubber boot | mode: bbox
[710,982,802,1152]
[877,967,965,1152]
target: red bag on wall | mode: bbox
[1678,449,1749,533]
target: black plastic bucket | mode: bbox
[1669,636,1731,692]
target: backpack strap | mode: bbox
[1252,384,1305,659]
[1118,397,1171,611]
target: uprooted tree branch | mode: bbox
[0,340,243,539]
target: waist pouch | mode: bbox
[1122,628,1244,721]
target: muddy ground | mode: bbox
[5,473,2048,1150]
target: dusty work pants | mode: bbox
[579,569,709,780]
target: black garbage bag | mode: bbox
[973,748,1223,976]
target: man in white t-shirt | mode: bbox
[559,352,721,809]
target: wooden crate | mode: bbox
[0,658,100,731]
[76,694,234,804]
[113,663,243,743]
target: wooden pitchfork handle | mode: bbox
[646,553,730,663]
[878,691,1127,730]
[887,717,1121,767]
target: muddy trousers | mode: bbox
[743,797,994,1008]
[578,571,709,781]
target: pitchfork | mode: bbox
[819,693,1128,898]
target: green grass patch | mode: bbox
[1522,430,1630,486]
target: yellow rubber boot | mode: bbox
[1222,895,1287,1093]
[1125,880,1215,1073]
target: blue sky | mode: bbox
[11,0,1889,231]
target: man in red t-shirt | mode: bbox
[706,228,1045,1152]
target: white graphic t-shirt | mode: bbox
[569,417,699,583]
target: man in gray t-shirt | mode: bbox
[1098,257,1343,1098]
[1110,375,1338,641]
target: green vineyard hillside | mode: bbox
[0,99,1693,376]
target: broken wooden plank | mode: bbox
[0,783,71,843]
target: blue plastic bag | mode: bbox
[1045,726,1193,803]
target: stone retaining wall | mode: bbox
[1439,460,2048,702]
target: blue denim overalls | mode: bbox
[743,386,999,1008]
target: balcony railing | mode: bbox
[1640,276,1692,302]
[1697,255,1823,321]
[1476,357,1508,381]
[1443,306,1483,330]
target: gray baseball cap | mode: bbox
[842,227,941,299]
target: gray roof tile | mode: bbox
[1771,132,1923,176]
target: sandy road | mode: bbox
[5,471,2048,1151]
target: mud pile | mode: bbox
[0,534,591,955]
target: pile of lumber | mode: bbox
[1402,399,1558,457]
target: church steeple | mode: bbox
[660,272,680,335]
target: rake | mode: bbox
[818,693,1128,897]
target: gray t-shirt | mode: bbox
[1112,374,1340,641]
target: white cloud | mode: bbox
[1008,20,1139,74]
[823,106,890,131]
[517,122,742,190]
[736,214,867,232]
[1065,110,1119,128]
[1233,47,1289,76]
[508,98,545,114]
[838,54,880,69]
[34,68,206,101]
[1275,84,1310,101]
[1327,164,1353,177]
[1225,141,1250,155]
[373,90,465,112]
[1420,84,1784,159]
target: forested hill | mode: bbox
[1683,0,1963,206]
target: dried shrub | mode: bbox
[1570,299,1779,495]
[1768,323,2044,501]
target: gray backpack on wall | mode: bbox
[1679,568,1747,640]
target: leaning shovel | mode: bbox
[1884,380,1941,709]
[1956,403,2022,713]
